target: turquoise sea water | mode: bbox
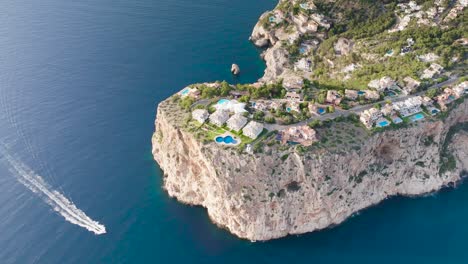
[0,0,467,263]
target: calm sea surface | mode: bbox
[0,0,467,263]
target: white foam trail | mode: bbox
[0,150,106,235]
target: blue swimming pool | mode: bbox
[217,99,230,105]
[215,135,238,144]
[411,113,425,122]
[180,88,190,95]
[358,91,365,95]
[286,107,291,112]
[318,108,325,114]
[377,120,390,127]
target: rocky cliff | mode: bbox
[152,99,468,241]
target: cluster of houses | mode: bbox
[359,81,467,129]
[435,81,468,110]
[367,75,424,96]
[191,99,265,140]
[326,88,380,104]
[359,96,426,129]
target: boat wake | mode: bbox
[0,149,106,235]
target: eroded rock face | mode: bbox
[152,100,468,241]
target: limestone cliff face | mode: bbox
[152,100,468,241]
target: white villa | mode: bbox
[360,108,383,129]
[453,81,468,97]
[226,114,248,132]
[368,76,396,91]
[192,109,209,124]
[326,90,342,105]
[215,99,247,114]
[393,96,423,117]
[252,100,282,112]
[402,76,421,95]
[242,121,264,139]
[421,63,444,79]
[209,110,229,127]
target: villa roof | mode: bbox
[227,114,248,131]
[242,121,264,139]
[209,110,229,124]
[192,109,209,121]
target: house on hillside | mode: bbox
[192,109,209,124]
[209,110,229,127]
[368,76,396,91]
[345,89,358,100]
[402,76,421,95]
[364,90,380,101]
[227,114,248,132]
[242,121,264,139]
[280,126,318,146]
[326,90,342,105]
[360,108,382,129]
[421,63,444,79]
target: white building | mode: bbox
[226,114,248,132]
[393,96,423,117]
[453,81,468,97]
[368,76,396,91]
[242,121,264,139]
[209,110,229,127]
[191,109,209,124]
[360,108,382,129]
[215,99,247,114]
[421,63,444,79]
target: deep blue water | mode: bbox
[0,0,467,263]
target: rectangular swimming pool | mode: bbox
[410,113,425,122]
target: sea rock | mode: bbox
[231,64,240,75]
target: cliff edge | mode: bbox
[152,98,467,241]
